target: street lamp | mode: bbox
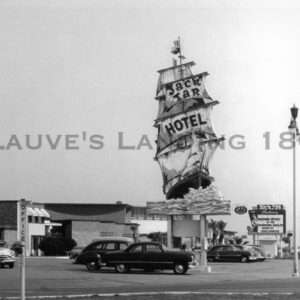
[288,104,299,277]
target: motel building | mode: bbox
[0,200,139,256]
[1,200,238,256]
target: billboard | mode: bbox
[248,204,286,234]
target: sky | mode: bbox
[0,0,300,235]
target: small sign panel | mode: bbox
[234,206,247,215]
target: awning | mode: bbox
[27,207,51,218]
[34,208,45,217]
[44,220,62,227]
[40,208,51,218]
[27,207,39,216]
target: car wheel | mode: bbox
[240,256,249,263]
[115,264,129,273]
[173,262,188,275]
[8,263,14,269]
[85,260,100,271]
[207,257,215,262]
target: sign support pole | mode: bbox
[199,214,211,272]
[19,199,27,300]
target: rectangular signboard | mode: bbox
[248,206,286,234]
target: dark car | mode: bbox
[101,241,198,275]
[75,237,134,270]
[207,245,259,263]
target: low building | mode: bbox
[44,203,139,247]
[0,200,55,256]
[0,200,139,256]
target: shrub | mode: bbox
[11,241,23,256]
[38,237,77,256]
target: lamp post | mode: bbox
[288,104,299,277]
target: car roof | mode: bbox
[91,237,134,243]
[128,241,161,246]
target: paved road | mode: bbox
[1,257,300,298]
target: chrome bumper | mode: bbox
[0,257,16,263]
[188,261,198,269]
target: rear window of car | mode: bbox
[119,243,128,250]
[146,244,162,252]
[129,245,143,253]
[103,243,116,251]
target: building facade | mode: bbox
[44,203,139,247]
[0,201,139,256]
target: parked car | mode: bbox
[248,245,271,261]
[75,237,134,271]
[68,246,84,263]
[0,241,16,268]
[101,241,198,275]
[207,244,260,263]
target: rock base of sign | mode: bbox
[147,185,231,215]
[198,265,212,273]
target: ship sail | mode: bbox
[154,39,223,200]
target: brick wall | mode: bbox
[0,201,18,229]
[4,229,18,246]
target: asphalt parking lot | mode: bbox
[1,257,300,299]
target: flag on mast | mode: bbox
[171,39,180,54]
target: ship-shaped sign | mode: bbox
[154,38,224,200]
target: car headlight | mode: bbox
[10,250,15,257]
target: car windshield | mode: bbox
[0,242,8,248]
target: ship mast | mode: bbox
[171,37,185,78]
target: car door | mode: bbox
[143,244,170,269]
[208,246,221,260]
[218,246,232,261]
[79,242,104,264]
[119,244,144,269]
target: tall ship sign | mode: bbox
[148,38,230,217]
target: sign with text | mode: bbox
[164,73,207,105]
[248,204,286,234]
[19,199,27,245]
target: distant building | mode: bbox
[44,203,139,247]
[0,200,139,256]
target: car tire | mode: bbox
[173,262,188,275]
[115,264,129,273]
[8,263,14,269]
[240,256,249,263]
[85,260,101,271]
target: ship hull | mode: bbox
[166,171,213,200]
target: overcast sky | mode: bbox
[1,0,300,235]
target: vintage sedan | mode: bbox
[0,241,16,268]
[75,237,133,270]
[207,244,259,263]
[101,241,198,274]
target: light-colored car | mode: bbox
[0,241,16,268]
[68,246,84,263]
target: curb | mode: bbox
[1,291,298,300]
